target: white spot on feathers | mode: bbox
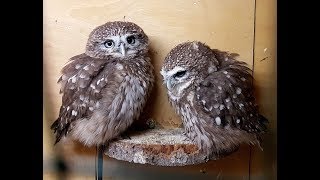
[241,77,246,81]
[213,104,219,109]
[89,107,94,111]
[236,119,240,123]
[90,84,96,89]
[226,75,231,78]
[116,63,124,70]
[83,65,89,70]
[75,64,81,69]
[215,117,221,125]
[97,80,101,85]
[219,104,225,110]
[233,94,237,98]
[80,95,84,101]
[66,106,70,111]
[239,103,244,107]
[192,42,199,49]
[201,100,206,105]
[223,71,228,74]
[236,87,242,94]
[72,110,78,116]
[218,86,222,90]
[61,75,67,80]
[208,66,216,73]
[79,74,86,78]
[71,76,76,83]
[225,98,231,102]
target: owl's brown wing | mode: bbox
[194,58,268,134]
[51,54,115,144]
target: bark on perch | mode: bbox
[105,128,236,166]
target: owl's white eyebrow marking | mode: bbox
[215,117,221,125]
[161,66,186,78]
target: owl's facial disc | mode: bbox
[161,66,194,100]
[102,34,141,57]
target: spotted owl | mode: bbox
[160,41,268,158]
[51,21,154,147]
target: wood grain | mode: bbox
[251,0,277,179]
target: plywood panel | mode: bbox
[251,0,277,179]
[43,0,257,178]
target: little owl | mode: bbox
[51,21,154,147]
[160,41,268,159]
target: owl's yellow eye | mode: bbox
[104,40,114,48]
[126,36,135,44]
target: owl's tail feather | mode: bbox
[50,119,69,145]
[256,114,269,151]
[258,114,269,132]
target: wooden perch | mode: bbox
[105,128,236,166]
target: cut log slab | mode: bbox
[105,128,236,166]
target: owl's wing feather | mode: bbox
[195,51,268,134]
[51,54,114,144]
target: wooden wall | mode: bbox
[43,0,276,179]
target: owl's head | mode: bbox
[160,41,219,100]
[85,21,149,59]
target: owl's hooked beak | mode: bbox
[119,42,126,56]
[166,78,174,91]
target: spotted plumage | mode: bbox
[160,41,268,158]
[51,21,154,147]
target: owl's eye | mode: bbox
[126,36,135,44]
[174,70,187,78]
[104,40,114,48]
